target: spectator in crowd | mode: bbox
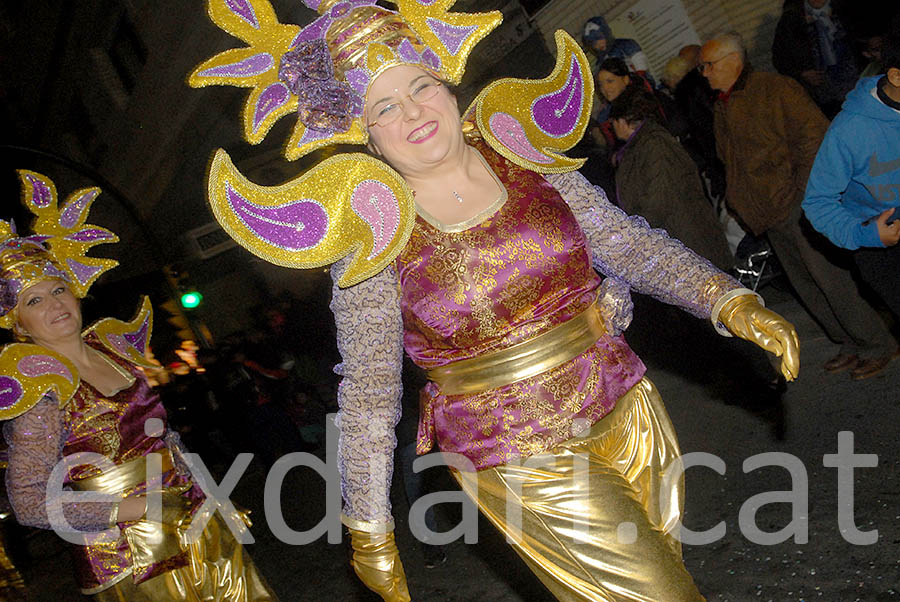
[859,34,884,78]
[802,34,900,328]
[594,58,686,153]
[610,86,787,429]
[577,58,648,200]
[665,47,727,202]
[661,55,692,95]
[772,0,859,118]
[609,86,732,270]
[701,31,898,379]
[583,15,649,76]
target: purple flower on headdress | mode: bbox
[0,281,18,316]
[279,39,363,133]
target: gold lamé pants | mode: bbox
[93,513,277,602]
[452,378,705,602]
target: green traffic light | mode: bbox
[180,291,202,308]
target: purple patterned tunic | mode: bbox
[396,143,645,469]
[3,338,200,592]
[330,142,740,527]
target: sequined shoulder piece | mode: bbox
[0,343,79,420]
[463,30,593,173]
[83,296,156,369]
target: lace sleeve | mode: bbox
[547,171,742,319]
[3,396,117,532]
[329,257,404,531]
[163,429,194,480]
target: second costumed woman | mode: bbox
[189,1,800,600]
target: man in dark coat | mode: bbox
[701,31,898,379]
[772,0,858,118]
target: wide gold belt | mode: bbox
[70,449,175,495]
[428,301,606,396]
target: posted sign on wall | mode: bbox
[609,0,701,80]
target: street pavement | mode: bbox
[13,281,900,601]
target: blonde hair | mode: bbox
[662,56,691,88]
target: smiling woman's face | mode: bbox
[365,64,464,178]
[15,279,82,344]
[596,70,630,102]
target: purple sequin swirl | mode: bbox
[278,39,363,133]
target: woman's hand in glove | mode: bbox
[719,294,800,381]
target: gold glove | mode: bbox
[123,485,195,582]
[719,294,800,381]
[142,484,195,527]
[348,527,411,602]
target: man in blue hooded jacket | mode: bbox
[803,34,900,374]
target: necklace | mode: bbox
[452,190,463,203]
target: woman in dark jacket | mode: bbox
[609,87,786,425]
[609,86,732,269]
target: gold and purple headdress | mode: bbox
[190,0,594,286]
[0,171,118,329]
[0,171,155,420]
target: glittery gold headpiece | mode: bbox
[0,171,118,329]
[190,0,501,159]
[190,0,594,286]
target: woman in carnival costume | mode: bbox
[189,1,800,600]
[0,171,277,601]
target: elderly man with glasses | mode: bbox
[699,32,898,380]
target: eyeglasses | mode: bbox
[697,52,734,73]
[367,80,443,127]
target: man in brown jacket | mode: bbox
[700,32,898,379]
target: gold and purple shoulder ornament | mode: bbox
[0,299,154,420]
[188,0,593,285]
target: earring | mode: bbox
[13,324,29,342]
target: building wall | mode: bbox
[533,0,784,71]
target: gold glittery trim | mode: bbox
[207,149,416,287]
[427,300,607,395]
[468,30,593,174]
[413,149,508,233]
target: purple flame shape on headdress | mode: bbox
[65,228,113,243]
[426,18,477,56]
[531,56,583,138]
[227,183,328,250]
[26,175,52,208]
[66,259,102,285]
[199,53,274,78]
[0,376,24,409]
[279,39,363,133]
[225,0,259,29]
[253,83,291,133]
[0,284,18,316]
[59,190,98,229]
